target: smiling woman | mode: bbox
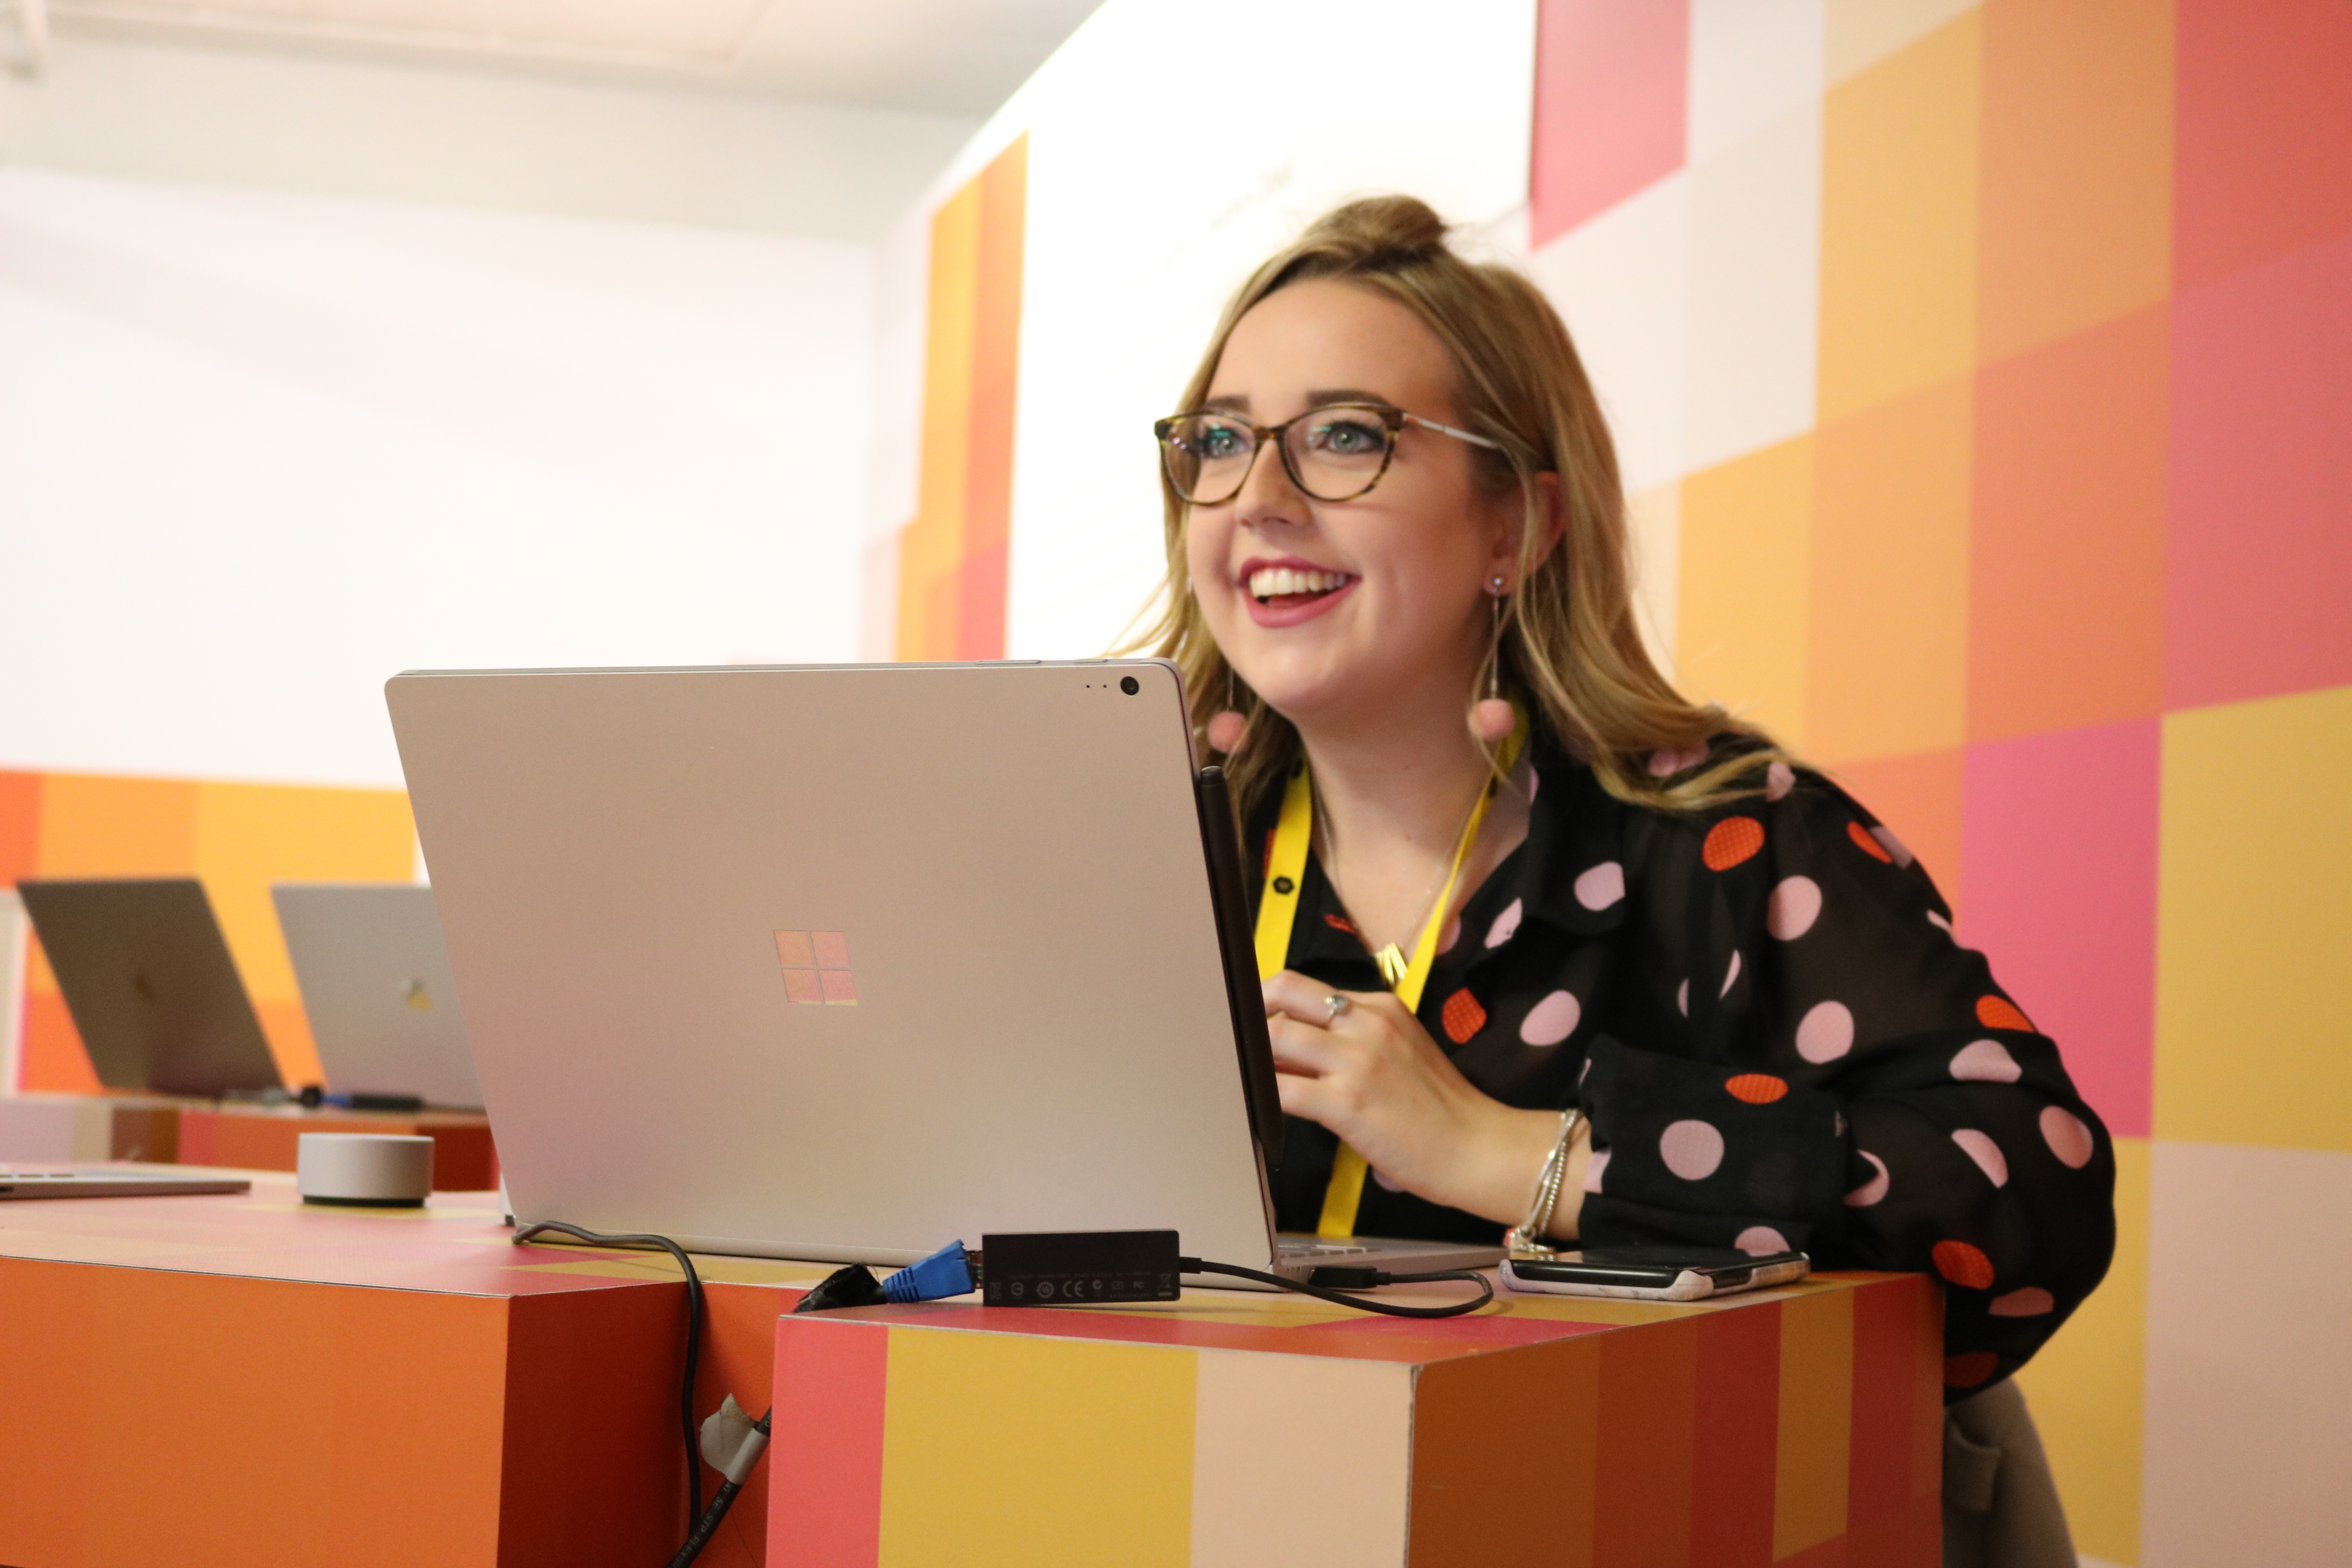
[1129,193,2111,1566]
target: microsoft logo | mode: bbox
[775,930,856,1005]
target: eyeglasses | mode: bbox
[1153,401,1502,506]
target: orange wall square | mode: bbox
[1968,304,2169,741]
[1806,376,1974,766]
[1828,748,1966,912]
[1976,0,2175,361]
[0,771,38,884]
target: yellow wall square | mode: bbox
[192,781,417,1086]
[2155,687,2352,1150]
[2016,1134,2147,1564]
[34,774,200,877]
[878,1326,1194,1566]
[1677,436,1813,750]
[1819,11,1982,421]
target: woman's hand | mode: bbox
[1264,969,1589,1236]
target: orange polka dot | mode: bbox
[1848,819,1893,862]
[1725,1073,1789,1104]
[1324,913,1359,936]
[1440,988,1488,1045]
[1932,1240,1996,1290]
[1702,816,1765,871]
[1944,1352,1999,1389]
[1976,995,2034,1032]
[1262,831,1276,878]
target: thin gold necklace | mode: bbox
[1314,774,1490,987]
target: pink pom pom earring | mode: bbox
[1471,575,1515,743]
[1206,667,1249,754]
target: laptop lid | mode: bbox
[272,883,483,1110]
[15,878,282,1096]
[385,660,1272,1267]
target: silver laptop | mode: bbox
[272,883,484,1111]
[385,660,1503,1285]
[15,878,283,1097]
[0,1168,251,1200]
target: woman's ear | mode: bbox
[1484,470,1567,584]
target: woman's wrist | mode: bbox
[1437,1102,1579,1231]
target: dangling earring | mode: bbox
[1206,666,1249,754]
[1471,575,1515,743]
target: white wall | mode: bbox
[0,33,979,241]
[861,0,1539,661]
[0,166,874,788]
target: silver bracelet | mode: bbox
[1505,1107,1584,1257]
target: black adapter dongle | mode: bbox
[979,1230,1181,1305]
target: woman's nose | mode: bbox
[1232,435,1309,531]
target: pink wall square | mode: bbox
[1959,720,2159,1137]
[1530,0,1688,247]
[2167,227,2352,711]
[2174,0,2352,290]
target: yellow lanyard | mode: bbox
[1252,714,1527,1236]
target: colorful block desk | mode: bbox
[0,1173,818,1568]
[0,1179,1940,1568]
[176,1102,499,1191]
[771,1269,1942,1567]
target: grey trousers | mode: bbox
[1942,1378,2077,1568]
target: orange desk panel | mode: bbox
[176,1104,498,1191]
[0,1177,818,1568]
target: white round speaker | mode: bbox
[296,1132,434,1207]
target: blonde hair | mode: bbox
[1125,194,1783,818]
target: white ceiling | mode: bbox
[39,0,1109,114]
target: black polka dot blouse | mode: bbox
[1248,729,2118,1401]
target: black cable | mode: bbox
[665,1409,771,1568]
[513,1220,706,1529]
[1179,1257,1494,1317]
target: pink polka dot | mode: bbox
[1528,766,1541,800]
[1373,1167,1406,1192]
[1735,1226,1790,1256]
[1579,1055,1593,1083]
[1582,1147,1610,1193]
[1950,1039,2022,1083]
[2040,1106,2095,1169]
[1486,897,1524,948]
[1519,989,1581,1047]
[1676,978,1690,1016]
[1659,1119,1724,1180]
[1720,949,1743,998]
[1648,744,1706,777]
[1951,1129,2009,1187]
[1845,1150,1889,1207]
[1927,910,1953,935]
[1766,875,1822,940]
[1795,1000,1854,1063]
[1869,824,1915,868]
[1573,860,1626,911]
[1989,1287,2055,1318]
[1834,1111,1846,1138]
[1766,760,1795,801]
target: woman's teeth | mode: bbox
[1248,566,1350,602]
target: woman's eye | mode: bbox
[1305,416,1385,456]
[1194,423,1249,459]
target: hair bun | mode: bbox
[1298,195,1448,264]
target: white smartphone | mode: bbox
[1501,1245,1809,1302]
